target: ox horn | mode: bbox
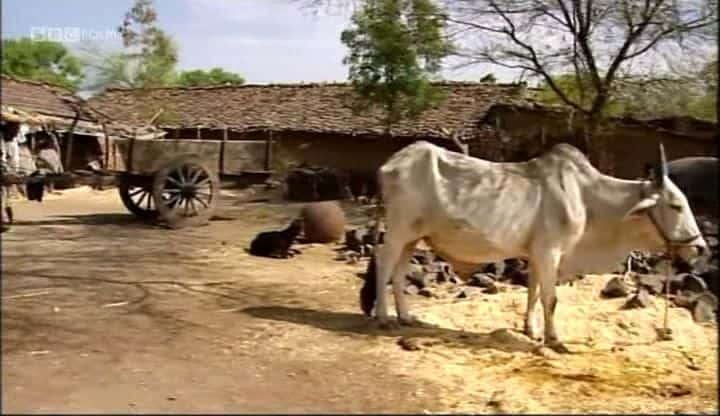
[657,142,668,187]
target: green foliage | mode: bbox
[176,68,245,87]
[83,0,178,92]
[536,61,718,122]
[1,37,83,90]
[341,0,454,128]
[479,73,497,83]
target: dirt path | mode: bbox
[2,187,717,413]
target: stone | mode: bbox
[456,287,483,299]
[601,277,629,298]
[623,288,653,309]
[706,235,718,248]
[666,273,687,294]
[412,249,435,265]
[344,228,363,252]
[404,285,420,296]
[637,274,666,295]
[418,288,436,298]
[300,201,346,243]
[691,292,718,323]
[361,244,375,258]
[483,282,499,294]
[699,269,719,298]
[507,269,529,287]
[407,267,433,290]
[469,272,496,289]
[481,261,505,277]
[397,337,422,351]
[681,274,708,294]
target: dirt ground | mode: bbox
[1,186,718,414]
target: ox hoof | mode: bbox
[546,341,571,354]
[398,315,422,327]
[377,319,400,330]
[523,326,543,343]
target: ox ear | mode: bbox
[624,196,658,220]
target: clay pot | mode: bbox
[301,200,346,243]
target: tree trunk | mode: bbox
[584,115,614,175]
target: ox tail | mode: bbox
[360,169,385,317]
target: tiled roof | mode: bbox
[87,81,532,140]
[0,75,95,121]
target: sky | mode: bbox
[1,0,516,85]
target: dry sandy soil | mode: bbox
[1,186,717,413]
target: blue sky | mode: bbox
[1,0,512,84]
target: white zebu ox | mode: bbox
[370,141,708,352]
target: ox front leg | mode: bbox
[374,241,400,329]
[523,266,542,342]
[534,251,570,354]
[393,243,419,326]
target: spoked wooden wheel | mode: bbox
[152,155,219,229]
[118,176,158,220]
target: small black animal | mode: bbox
[249,218,303,259]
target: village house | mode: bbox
[1,75,165,180]
[87,81,717,184]
[87,81,533,176]
[483,102,718,179]
[1,75,104,172]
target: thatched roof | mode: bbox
[1,75,95,121]
[87,81,533,140]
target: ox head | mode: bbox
[624,144,708,262]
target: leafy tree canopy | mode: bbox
[1,37,84,90]
[341,0,454,127]
[175,68,245,87]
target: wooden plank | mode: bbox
[222,141,268,175]
[114,138,222,175]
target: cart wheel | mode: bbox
[118,176,157,220]
[152,155,219,229]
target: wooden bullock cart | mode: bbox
[2,125,272,230]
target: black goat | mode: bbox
[249,218,303,259]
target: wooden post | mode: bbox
[101,122,110,170]
[196,126,201,140]
[127,128,137,173]
[265,130,274,171]
[451,131,468,155]
[64,114,79,171]
[219,126,227,175]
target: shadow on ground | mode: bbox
[241,305,540,354]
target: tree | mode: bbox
[1,37,83,90]
[479,73,497,83]
[117,0,178,88]
[175,68,245,87]
[341,0,454,130]
[442,0,718,172]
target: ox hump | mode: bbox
[380,140,440,175]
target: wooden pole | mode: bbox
[101,122,110,170]
[64,113,79,170]
[219,126,227,175]
[265,130,274,171]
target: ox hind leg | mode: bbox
[375,232,420,329]
[529,249,568,353]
